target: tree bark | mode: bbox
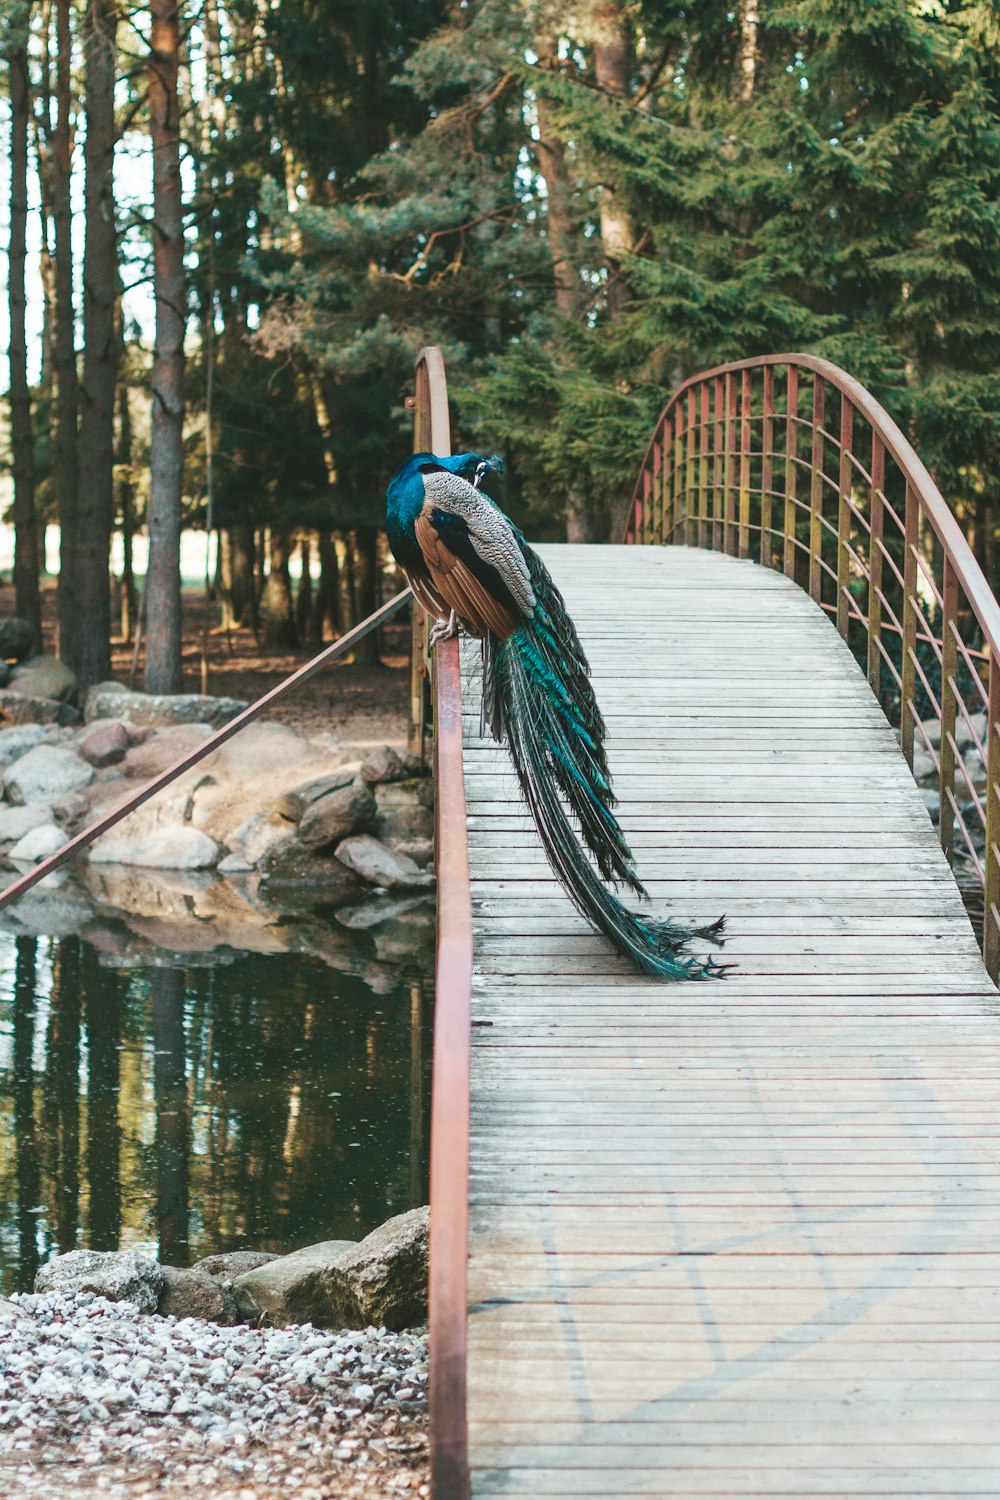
[295,534,313,639]
[74,0,119,689]
[311,532,339,643]
[738,1,761,104]
[590,2,636,321]
[7,3,43,646]
[229,524,256,629]
[263,528,298,649]
[53,0,79,658]
[333,530,355,637]
[144,0,186,693]
[351,524,380,667]
[116,375,136,641]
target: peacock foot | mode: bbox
[429,610,459,649]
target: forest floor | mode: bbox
[9,578,411,747]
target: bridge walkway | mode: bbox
[460,543,1000,1498]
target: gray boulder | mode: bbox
[326,1206,429,1331]
[9,823,68,863]
[192,1250,279,1283]
[89,825,222,870]
[336,892,434,930]
[122,723,214,778]
[81,721,130,767]
[35,1249,163,1312]
[84,685,247,730]
[9,656,77,704]
[374,780,434,846]
[0,802,52,842]
[360,745,407,785]
[335,834,434,891]
[158,1265,237,1324]
[296,779,376,851]
[394,838,434,868]
[271,769,358,825]
[0,617,36,662]
[4,744,94,805]
[0,688,79,726]
[258,839,365,902]
[231,1239,357,1327]
[0,723,46,766]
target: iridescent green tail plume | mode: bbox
[484,594,726,981]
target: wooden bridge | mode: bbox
[422,352,1000,1498]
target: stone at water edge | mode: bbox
[84,684,247,730]
[158,1265,238,1324]
[324,1206,430,1332]
[336,891,434,930]
[192,1250,279,1282]
[0,802,52,842]
[8,655,77,704]
[394,837,434,868]
[295,778,377,850]
[359,744,408,784]
[271,768,359,824]
[89,825,223,870]
[335,833,435,890]
[0,616,36,662]
[0,688,80,726]
[9,822,69,863]
[374,779,434,846]
[258,837,366,902]
[4,744,95,805]
[121,722,215,779]
[35,1248,163,1312]
[231,1240,358,1327]
[0,722,46,766]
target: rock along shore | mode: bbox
[0,1290,428,1499]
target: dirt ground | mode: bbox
[8,579,412,748]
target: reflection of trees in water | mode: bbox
[0,936,432,1290]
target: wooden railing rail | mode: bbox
[414,347,473,1500]
[624,353,1000,980]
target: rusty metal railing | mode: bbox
[414,347,473,1500]
[623,353,1000,980]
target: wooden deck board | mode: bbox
[462,546,1000,1499]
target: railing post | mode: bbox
[724,371,738,556]
[809,376,825,604]
[660,417,673,543]
[713,377,725,551]
[784,366,798,579]
[686,387,698,546]
[867,433,886,698]
[651,439,662,544]
[836,394,854,641]
[739,369,752,558]
[900,480,919,769]
[760,366,774,567]
[672,397,686,541]
[637,469,648,545]
[986,657,1000,982]
[939,558,958,862]
[698,383,711,549]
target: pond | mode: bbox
[0,874,434,1294]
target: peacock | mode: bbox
[385,450,726,979]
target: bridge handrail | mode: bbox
[414,347,473,1500]
[624,352,1000,980]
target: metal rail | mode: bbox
[0,590,413,911]
[415,347,474,1500]
[624,353,1000,979]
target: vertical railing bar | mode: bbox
[900,480,919,770]
[939,558,959,863]
[713,376,725,551]
[672,395,686,542]
[986,659,1000,982]
[867,433,886,699]
[784,366,799,580]
[809,376,825,603]
[686,386,698,546]
[761,366,774,568]
[724,371,738,557]
[660,417,673,543]
[650,439,661,546]
[698,382,711,550]
[739,368,752,559]
[639,469,650,547]
[836,395,854,641]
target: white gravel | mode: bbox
[0,1291,428,1498]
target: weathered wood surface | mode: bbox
[462,545,1000,1499]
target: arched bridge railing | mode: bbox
[623,353,1000,981]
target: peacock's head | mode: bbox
[439,452,505,488]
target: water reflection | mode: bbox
[0,890,433,1293]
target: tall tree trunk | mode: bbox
[116,375,136,641]
[333,530,355,637]
[535,37,593,542]
[311,532,339,643]
[229,524,256,628]
[351,524,379,668]
[53,0,79,661]
[295,534,313,639]
[263,528,298,649]
[590,2,636,320]
[7,3,43,646]
[738,2,761,103]
[74,0,119,689]
[144,0,185,693]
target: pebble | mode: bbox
[0,1291,428,1498]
